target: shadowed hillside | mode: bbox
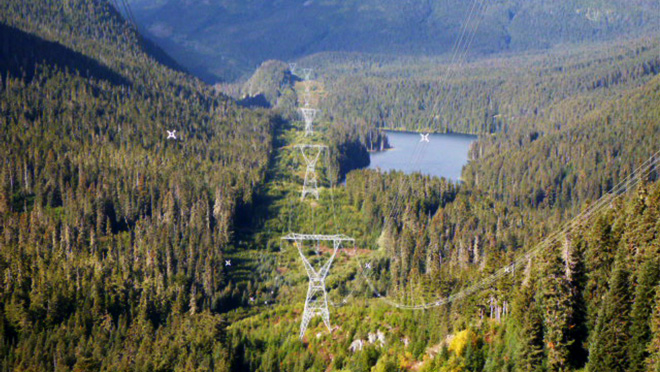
[128,0,660,81]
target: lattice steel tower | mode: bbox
[301,68,313,81]
[296,144,326,200]
[299,108,319,136]
[281,233,355,339]
[303,90,312,107]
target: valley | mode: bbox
[0,1,659,371]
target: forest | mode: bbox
[127,0,660,81]
[222,42,660,369]
[1,0,660,371]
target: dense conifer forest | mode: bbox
[1,1,659,371]
[128,0,660,81]
[0,0,275,369]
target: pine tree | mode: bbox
[565,236,589,369]
[539,244,573,371]
[585,214,618,329]
[645,284,660,371]
[587,256,632,372]
[628,259,660,372]
[514,279,544,372]
[0,183,9,214]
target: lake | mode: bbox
[368,131,477,181]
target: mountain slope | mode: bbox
[0,0,276,370]
[128,0,660,81]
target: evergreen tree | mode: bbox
[645,284,660,371]
[514,279,544,372]
[587,256,632,372]
[585,214,619,329]
[565,237,589,369]
[539,245,573,371]
[628,259,660,372]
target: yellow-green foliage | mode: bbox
[449,330,473,357]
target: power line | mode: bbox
[354,150,660,309]
[264,2,659,329]
[274,0,493,319]
[379,0,489,225]
[113,0,138,31]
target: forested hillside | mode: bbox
[228,176,660,372]
[127,0,660,81]
[2,0,660,371]
[309,37,659,134]
[0,0,276,369]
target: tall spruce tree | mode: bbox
[514,275,544,372]
[645,284,660,371]
[585,213,619,331]
[628,259,660,372]
[539,244,574,371]
[587,255,632,372]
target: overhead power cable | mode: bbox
[355,150,660,309]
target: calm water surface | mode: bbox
[368,131,477,181]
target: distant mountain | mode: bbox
[128,0,660,82]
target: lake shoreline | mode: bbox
[379,127,482,136]
[367,131,477,181]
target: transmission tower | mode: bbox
[301,68,313,81]
[289,63,297,75]
[299,108,319,136]
[296,144,327,200]
[281,233,355,339]
[304,91,312,107]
